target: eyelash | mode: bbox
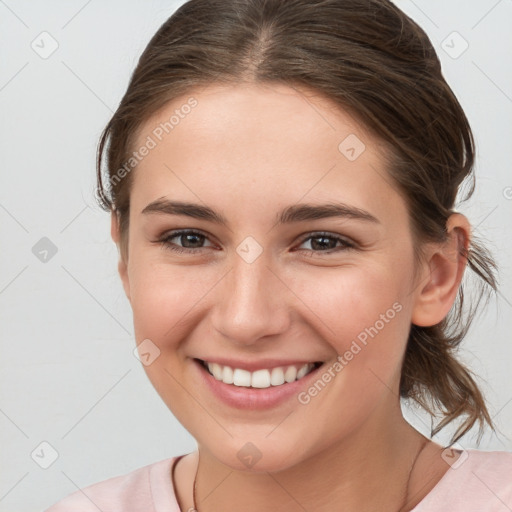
[156,229,356,256]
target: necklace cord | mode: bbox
[192,439,430,512]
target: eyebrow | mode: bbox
[141,198,379,225]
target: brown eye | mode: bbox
[295,232,356,256]
[158,230,214,254]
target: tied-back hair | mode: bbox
[96,0,498,445]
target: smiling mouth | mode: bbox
[196,359,323,389]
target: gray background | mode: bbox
[0,1,511,510]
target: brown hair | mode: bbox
[96,0,498,445]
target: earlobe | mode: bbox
[110,211,131,302]
[411,213,470,327]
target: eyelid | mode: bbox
[156,228,358,255]
[157,229,217,253]
[293,231,357,256]
[296,231,355,247]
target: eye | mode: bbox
[294,232,356,256]
[156,229,355,256]
[158,230,216,254]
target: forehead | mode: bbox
[130,83,404,226]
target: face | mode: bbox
[115,83,426,472]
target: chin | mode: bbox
[198,434,314,474]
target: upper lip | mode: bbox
[195,357,323,372]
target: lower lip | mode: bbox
[193,359,324,410]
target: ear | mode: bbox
[411,213,470,327]
[111,210,131,302]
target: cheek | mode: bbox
[128,247,414,351]
[295,262,414,392]
[289,268,413,438]
[126,260,206,417]
[125,246,415,454]
[299,261,412,337]
[127,252,208,344]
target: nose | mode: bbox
[210,252,291,347]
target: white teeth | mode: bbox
[270,367,285,386]
[210,362,223,380]
[296,364,309,379]
[222,365,234,384]
[205,361,316,388]
[251,369,271,388]
[284,366,297,383]
[233,368,251,387]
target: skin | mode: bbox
[111,82,469,511]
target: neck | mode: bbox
[191,403,430,512]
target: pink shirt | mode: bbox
[45,449,512,511]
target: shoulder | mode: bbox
[466,447,512,469]
[463,449,512,491]
[414,449,512,512]
[44,457,180,512]
[461,449,512,485]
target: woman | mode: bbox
[46,0,512,510]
